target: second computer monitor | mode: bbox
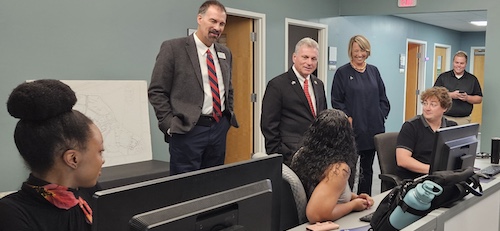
[429,123,479,174]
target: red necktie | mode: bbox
[206,49,222,122]
[304,79,316,117]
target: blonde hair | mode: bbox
[454,50,468,62]
[348,35,371,60]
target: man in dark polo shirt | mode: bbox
[434,50,483,125]
[396,87,458,180]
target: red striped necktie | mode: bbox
[206,49,222,122]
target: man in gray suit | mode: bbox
[148,0,238,175]
[261,37,327,166]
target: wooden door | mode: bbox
[471,49,485,124]
[221,16,254,163]
[405,43,419,121]
[434,46,448,81]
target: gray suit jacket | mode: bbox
[149,35,238,141]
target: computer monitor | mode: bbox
[90,154,282,231]
[429,123,479,174]
[129,180,273,231]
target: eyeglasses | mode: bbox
[476,152,491,158]
[421,102,440,108]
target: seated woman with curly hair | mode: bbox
[291,109,374,223]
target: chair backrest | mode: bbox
[281,164,307,224]
[374,132,400,192]
[251,152,307,230]
[374,132,399,175]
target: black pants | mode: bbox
[349,149,376,195]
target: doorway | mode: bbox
[433,44,451,82]
[469,47,485,125]
[223,9,265,163]
[405,40,427,121]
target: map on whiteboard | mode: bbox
[61,80,152,167]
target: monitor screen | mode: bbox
[90,154,282,231]
[129,180,273,231]
[429,123,479,174]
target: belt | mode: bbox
[196,115,217,127]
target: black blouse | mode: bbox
[0,174,98,231]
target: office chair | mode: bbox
[252,152,307,230]
[374,132,402,192]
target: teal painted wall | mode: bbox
[0,0,339,192]
[0,0,495,192]
[322,15,485,134]
[338,0,500,177]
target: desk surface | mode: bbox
[98,160,169,189]
[288,158,500,231]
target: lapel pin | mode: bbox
[291,81,296,85]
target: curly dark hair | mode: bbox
[7,79,93,174]
[290,109,358,197]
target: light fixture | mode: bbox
[470,21,487,27]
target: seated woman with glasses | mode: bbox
[291,109,374,223]
[0,79,105,230]
[396,86,457,180]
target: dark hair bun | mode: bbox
[7,79,77,121]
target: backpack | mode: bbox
[369,167,483,231]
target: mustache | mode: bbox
[209,29,220,36]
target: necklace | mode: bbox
[350,61,366,71]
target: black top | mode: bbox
[396,115,457,180]
[434,70,483,117]
[0,175,97,231]
[331,63,390,151]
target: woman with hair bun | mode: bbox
[291,109,374,223]
[0,79,105,231]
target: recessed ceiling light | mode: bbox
[470,21,487,26]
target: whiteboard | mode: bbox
[61,80,152,167]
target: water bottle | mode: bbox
[389,180,443,230]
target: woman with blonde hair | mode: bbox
[331,35,391,195]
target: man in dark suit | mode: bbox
[148,1,238,175]
[261,37,327,166]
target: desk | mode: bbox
[432,158,500,231]
[288,158,500,231]
[98,160,170,189]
